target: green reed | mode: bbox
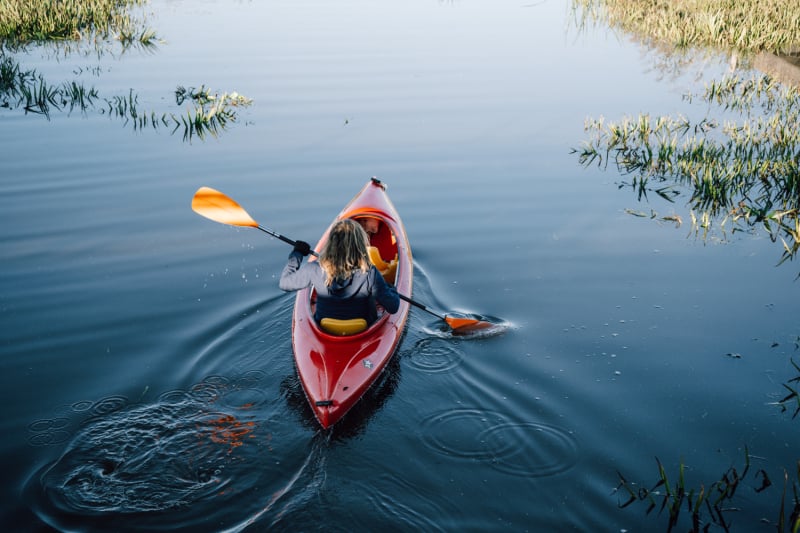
[574,74,800,269]
[1,56,251,141]
[0,0,157,46]
[171,86,253,141]
[617,342,800,531]
[100,85,253,141]
[572,0,800,54]
[616,450,799,532]
[1,55,98,116]
[778,358,800,420]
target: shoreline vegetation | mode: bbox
[0,0,252,142]
[573,0,800,55]
[572,0,800,272]
[572,1,800,531]
[576,74,800,268]
[0,0,155,46]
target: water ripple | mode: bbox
[405,337,463,373]
[419,408,578,478]
[89,395,129,416]
[71,400,94,412]
[38,402,250,514]
[480,421,579,477]
[25,373,310,532]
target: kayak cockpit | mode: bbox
[305,214,400,338]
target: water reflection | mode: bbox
[1,9,251,142]
[0,53,252,141]
[568,2,800,529]
[570,0,800,272]
[405,336,464,373]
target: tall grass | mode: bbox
[572,0,800,54]
[0,0,157,46]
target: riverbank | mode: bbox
[0,0,150,44]
[574,0,800,54]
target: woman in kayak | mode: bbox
[279,218,400,326]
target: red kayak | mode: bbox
[291,178,412,428]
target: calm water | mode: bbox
[2,1,798,531]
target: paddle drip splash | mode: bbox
[25,373,312,532]
[36,402,255,513]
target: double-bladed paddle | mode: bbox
[191,186,491,333]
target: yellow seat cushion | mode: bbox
[320,317,368,336]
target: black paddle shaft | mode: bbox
[257,225,319,257]
[259,223,451,323]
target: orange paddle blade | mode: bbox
[191,186,259,228]
[445,316,493,331]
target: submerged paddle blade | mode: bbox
[446,314,502,333]
[192,186,259,228]
[445,316,485,330]
[443,313,508,337]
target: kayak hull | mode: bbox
[291,178,412,428]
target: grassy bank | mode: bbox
[574,0,800,54]
[0,0,152,44]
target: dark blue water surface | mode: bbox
[2,1,798,531]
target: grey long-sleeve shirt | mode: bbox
[279,250,400,325]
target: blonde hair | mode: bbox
[319,219,370,286]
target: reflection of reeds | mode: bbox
[574,74,800,269]
[1,57,252,141]
[171,86,253,141]
[1,56,98,116]
[0,1,249,142]
[100,85,253,141]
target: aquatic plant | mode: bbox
[1,56,252,141]
[574,74,800,269]
[572,0,800,54]
[172,85,254,141]
[100,84,253,141]
[615,451,800,532]
[777,358,800,419]
[618,342,800,531]
[0,0,248,141]
[1,56,100,116]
